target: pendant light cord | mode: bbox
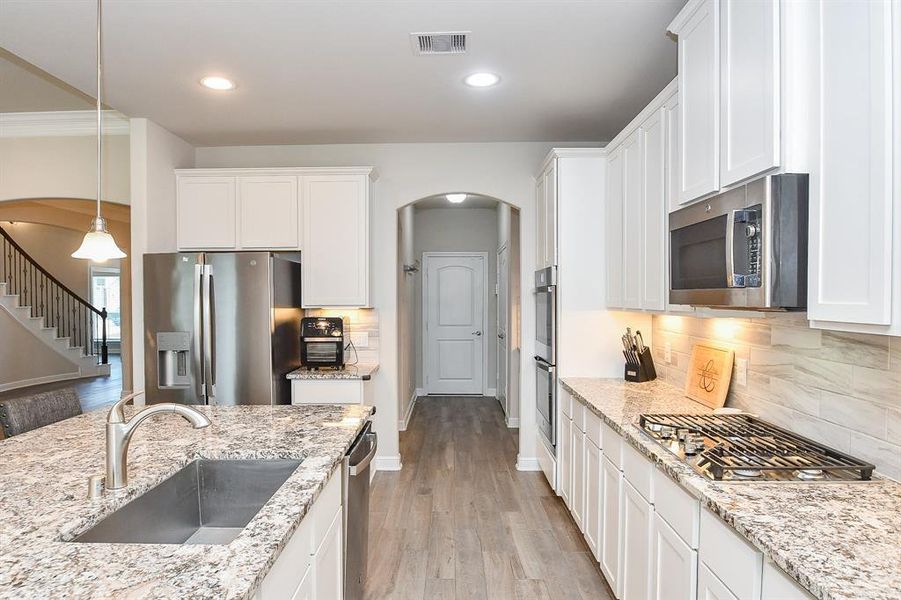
[95,0,103,223]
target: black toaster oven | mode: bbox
[300,317,346,368]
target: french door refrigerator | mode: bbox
[143,252,302,406]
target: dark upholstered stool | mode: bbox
[0,388,82,437]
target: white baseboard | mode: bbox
[374,455,403,471]
[516,455,541,471]
[397,392,418,431]
[0,371,82,393]
[415,387,426,398]
[486,387,497,398]
[506,417,520,428]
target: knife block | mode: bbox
[624,347,657,383]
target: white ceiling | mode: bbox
[0,0,684,147]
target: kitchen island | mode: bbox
[560,377,901,600]
[0,403,372,599]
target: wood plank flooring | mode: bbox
[365,396,614,600]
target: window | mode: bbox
[90,266,121,343]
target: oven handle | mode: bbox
[534,356,555,373]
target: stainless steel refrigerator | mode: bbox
[143,252,302,406]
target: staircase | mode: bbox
[0,226,110,390]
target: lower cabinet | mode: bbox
[314,507,344,600]
[621,480,654,600]
[291,379,372,405]
[571,424,586,530]
[560,415,572,508]
[584,438,602,559]
[652,513,698,600]
[292,565,314,600]
[698,563,738,600]
[600,455,623,596]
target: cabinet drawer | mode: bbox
[652,468,699,548]
[291,380,364,405]
[762,560,813,599]
[561,387,573,419]
[572,399,586,433]
[600,421,622,468]
[699,562,739,600]
[700,509,762,600]
[622,441,653,503]
[311,469,342,554]
[584,409,602,448]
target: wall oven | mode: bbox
[534,266,556,449]
[669,174,808,310]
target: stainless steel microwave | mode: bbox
[668,174,808,310]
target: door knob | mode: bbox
[472,330,482,336]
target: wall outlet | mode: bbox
[350,332,369,348]
[664,342,672,364]
[735,357,748,387]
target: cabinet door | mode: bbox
[177,176,236,249]
[302,175,369,307]
[676,0,720,204]
[720,0,779,187]
[544,165,558,267]
[622,132,642,309]
[584,438,602,560]
[560,416,572,508]
[238,176,299,249]
[536,176,547,268]
[571,426,585,530]
[640,108,666,311]
[599,455,622,596]
[291,565,314,600]
[621,480,654,600]
[762,560,814,600]
[652,513,698,600]
[698,563,739,600]
[664,92,681,214]
[808,0,894,325]
[313,507,344,600]
[605,147,625,308]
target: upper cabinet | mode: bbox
[175,167,376,308]
[535,163,557,269]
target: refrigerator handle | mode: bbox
[202,264,216,400]
[193,263,205,398]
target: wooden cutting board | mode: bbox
[685,343,735,409]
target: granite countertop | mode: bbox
[560,377,901,600]
[286,361,379,381]
[0,403,373,600]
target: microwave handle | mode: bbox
[725,210,746,288]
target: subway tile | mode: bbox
[818,391,887,440]
[770,327,890,369]
[851,365,901,408]
[849,433,901,482]
[890,336,901,371]
[886,410,901,443]
[745,372,819,417]
[770,325,822,350]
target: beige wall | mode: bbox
[0,308,77,388]
[397,206,416,425]
[652,313,901,481]
[0,134,130,204]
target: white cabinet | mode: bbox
[699,563,739,600]
[672,0,720,204]
[719,0,779,187]
[639,107,666,311]
[291,566,314,600]
[176,176,236,249]
[622,131,643,309]
[535,162,557,269]
[652,513,698,600]
[664,93,681,214]
[313,507,344,600]
[302,174,371,307]
[238,176,299,249]
[584,437,602,560]
[808,0,895,327]
[291,379,372,405]
[536,173,547,268]
[571,422,586,530]
[699,509,763,600]
[600,455,623,596]
[621,480,654,600]
[605,146,625,309]
[560,413,572,508]
[762,560,814,600]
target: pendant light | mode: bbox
[72,0,126,263]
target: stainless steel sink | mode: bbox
[74,459,301,545]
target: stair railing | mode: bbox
[0,225,108,365]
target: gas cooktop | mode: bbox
[637,413,875,482]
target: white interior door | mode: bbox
[497,244,509,411]
[424,253,486,395]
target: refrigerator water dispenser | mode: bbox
[157,332,191,388]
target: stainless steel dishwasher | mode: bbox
[343,421,377,600]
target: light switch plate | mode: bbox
[664,342,672,364]
[735,357,748,386]
[350,332,369,348]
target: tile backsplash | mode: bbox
[651,313,901,481]
[306,308,379,365]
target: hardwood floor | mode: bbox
[364,396,614,600]
[0,354,123,413]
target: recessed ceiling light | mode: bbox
[446,193,467,204]
[200,76,235,91]
[464,72,500,88]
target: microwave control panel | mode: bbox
[733,207,762,287]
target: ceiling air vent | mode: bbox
[411,31,469,55]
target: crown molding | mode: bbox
[0,110,130,138]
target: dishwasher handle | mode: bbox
[349,430,378,477]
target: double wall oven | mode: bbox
[534,266,556,449]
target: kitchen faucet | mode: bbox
[102,391,211,491]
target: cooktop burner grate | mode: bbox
[638,413,875,481]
